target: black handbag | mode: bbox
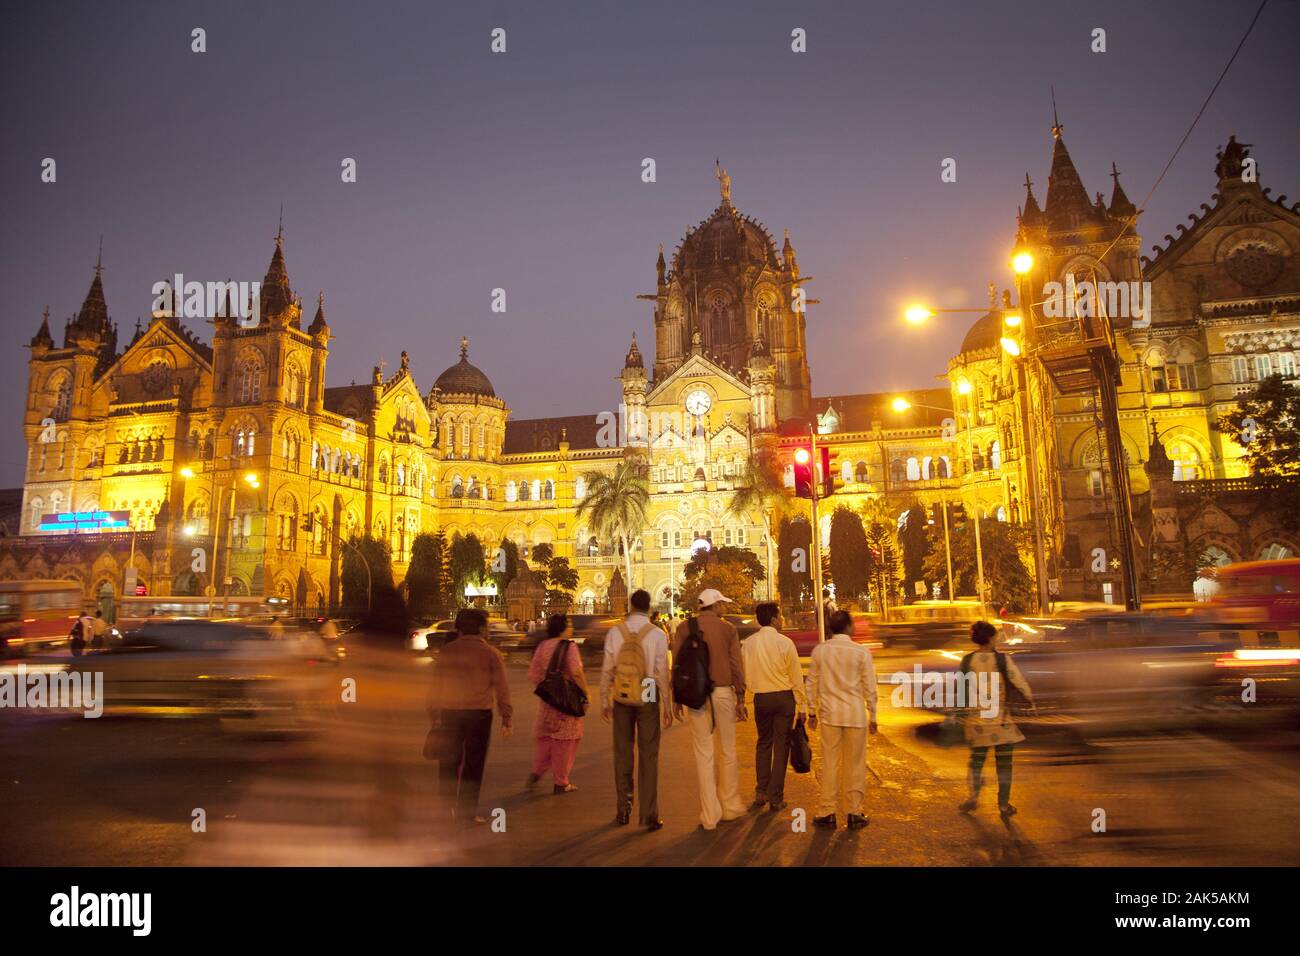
[533,639,588,717]
[423,715,451,761]
[789,715,812,774]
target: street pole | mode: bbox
[940,491,954,604]
[809,425,826,645]
[965,409,987,618]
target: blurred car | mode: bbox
[86,619,339,733]
[407,619,455,653]
[723,613,761,641]
[568,615,626,662]
[895,611,1234,734]
[874,600,984,648]
[784,614,873,657]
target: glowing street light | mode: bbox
[793,446,811,466]
[183,524,197,537]
[904,305,935,325]
[244,472,260,489]
[1003,312,1022,327]
[890,397,912,413]
[1012,251,1034,274]
[180,466,195,479]
[1000,336,1022,357]
[956,378,972,396]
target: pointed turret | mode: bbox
[258,228,295,323]
[1108,162,1137,220]
[68,255,110,344]
[1145,421,1174,482]
[308,292,329,335]
[1021,173,1045,228]
[30,307,54,349]
[656,243,666,286]
[624,331,644,369]
[1044,120,1095,230]
[782,228,799,274]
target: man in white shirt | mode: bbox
[807,609,877,830]
[600,589,672,830]
[742,602,807,812]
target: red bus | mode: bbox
[0,580,84,654]
[1206,558,1300,628]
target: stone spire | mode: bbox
[656,243,666,286]
[67,252,110,346]
[1145,421,1174,481]
[782,228,798,273]
[31,307,54,349]
[624,331,644,369]
[1108,162,1137,219]
[258,227,294,324]
[308,291,329,335]
[1044,118,1095,230]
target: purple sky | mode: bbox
[2,0,1297,487]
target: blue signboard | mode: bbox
[37,510,132,532]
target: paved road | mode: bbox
[3,643,1300,866]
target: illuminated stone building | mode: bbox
[7,144,1298,611]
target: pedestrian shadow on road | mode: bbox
[956,812,1052,865]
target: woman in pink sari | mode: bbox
[526,614,588,793]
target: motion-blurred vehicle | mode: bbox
[0,580,84,655]
[568,614,626,662]
[1204,558,1300,628]
[874,600,983,648]
[723,613,761,641]
[407,619,456,653]
[896,611,1235,734]
[114,594,273,631]
[85,619,340,733]
[780,609,875,656]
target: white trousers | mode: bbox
[817,723,867,818]
[687,686,747,828]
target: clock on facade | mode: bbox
[684,388,712,416]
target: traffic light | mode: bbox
[820,446,836,498]
[792,444,813,498]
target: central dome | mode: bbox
[672,201,780,272]
[434,337,495,397]
[960,310,1002,354]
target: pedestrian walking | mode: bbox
[806,609,877,830]
[742,602,806,812]
[90,610,109,651]
[319,617,339,641]
[672,589,747,830]
[601,588,671,829]
[427,608,514,824]
[268,616,285,640]
[527,613,588,794]
[958,620,1035,820]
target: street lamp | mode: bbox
[904,305,935,325]
[1012,250,1034,275]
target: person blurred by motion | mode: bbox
[427,608,513,824]
[601,589,671,830]
[742,602,806,812]
[527,613,588,794]
[672,589,747,830]
[958,620,1035,820]
[806,610,877,830]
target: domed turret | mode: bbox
[433,337,495,397]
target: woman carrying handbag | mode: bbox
[526,614,589,794]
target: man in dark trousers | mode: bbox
[601,589,671,829]
[741,602,807,811]
[427,609,513,824]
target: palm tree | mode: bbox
[725,448,793,599]
[576,458,650,590]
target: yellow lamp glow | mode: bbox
[244,472,259,486]
[180,466,195,479]
[904,305,934,325]
[1003,312,1022,327]
[956,378,972,395]
[183,524,197,537]
[1000,337,1022,357]
[1012,251,1034,274]
[891,397,911,413]
[793,447,811,465]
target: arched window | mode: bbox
[921,456,933,480]
[995,505,1007,522]
[542,479,554,500]
[990,440,1002,470]
[505,480,517,502]
[29,497,44,530]
[450,476,464,498]
[378,457,389,483]
[906,457,920,481]
[890,459,905,484]
[1169,441,1202,482]
[855,461,869,483]
[575,476,585,500]
[1259,542,1293,561]
[396,462,406,487]
[935,456,950,479]
[466,476,478,498]
[52,374,72,422]
[238,357,263,403]
[531,479,542,500]
[518,480,531,502]
[841,460,853,483]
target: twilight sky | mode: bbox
[1,0,1296,487]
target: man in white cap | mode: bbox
[672,588,747,830]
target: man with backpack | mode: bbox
[672,589,747,830]
[807,610,876,830]
[958,620,1035,819]
[601,589,671,829]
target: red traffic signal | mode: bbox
[792,444,814,498]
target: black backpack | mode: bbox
[672,618,713,710]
